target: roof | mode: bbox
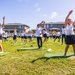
[45,22,64,24]
[50,28,60,30]
[4,23,30,27]
[3,29,14,31]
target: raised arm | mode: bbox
[40,21,45,28]
[64,10,73,27]
[2,16,5,27]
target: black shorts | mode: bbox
[13,35,17,40]
[65,35,75,45]
[3,37,7,39]
[53,35,56,38]
[24,36,27,39]
[0,35,2,40]
[21,36,24,39]
[43,34,47,37]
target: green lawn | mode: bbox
[0,37,75,75]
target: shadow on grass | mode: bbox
[17,48,38,51]
[31,54,74,63]
[17,47,46,51]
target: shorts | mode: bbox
[13,35,17,40]
[43,34,47,37]
[24,36,27,39]
[65,35,75,45]
[21,36,24,39]
[0,35,2,40]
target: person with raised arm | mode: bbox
[0,16,5,53]
[64,10,75,57]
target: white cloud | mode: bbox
[35,3,41,12]
[50,12,58,19]
[36,8,41,12]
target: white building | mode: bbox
[43,22,64,31]
[3,23,30,33]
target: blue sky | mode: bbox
[0,0,75,29]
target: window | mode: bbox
[19,26,22,28]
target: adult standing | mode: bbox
[36,24,43,49]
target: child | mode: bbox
[54,30,61,42]
[61,26,65,44]
[13,28,17,43]
[64,10,75,57]
[43,28,47,42]
[23,28,28,45]
[0,16,5,53]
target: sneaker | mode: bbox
[38,47,42,50]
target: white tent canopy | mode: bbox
[50,28,60,31]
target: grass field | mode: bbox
[0,37,75,75]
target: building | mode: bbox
[43,22,64,31]
[3,23,30,33]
